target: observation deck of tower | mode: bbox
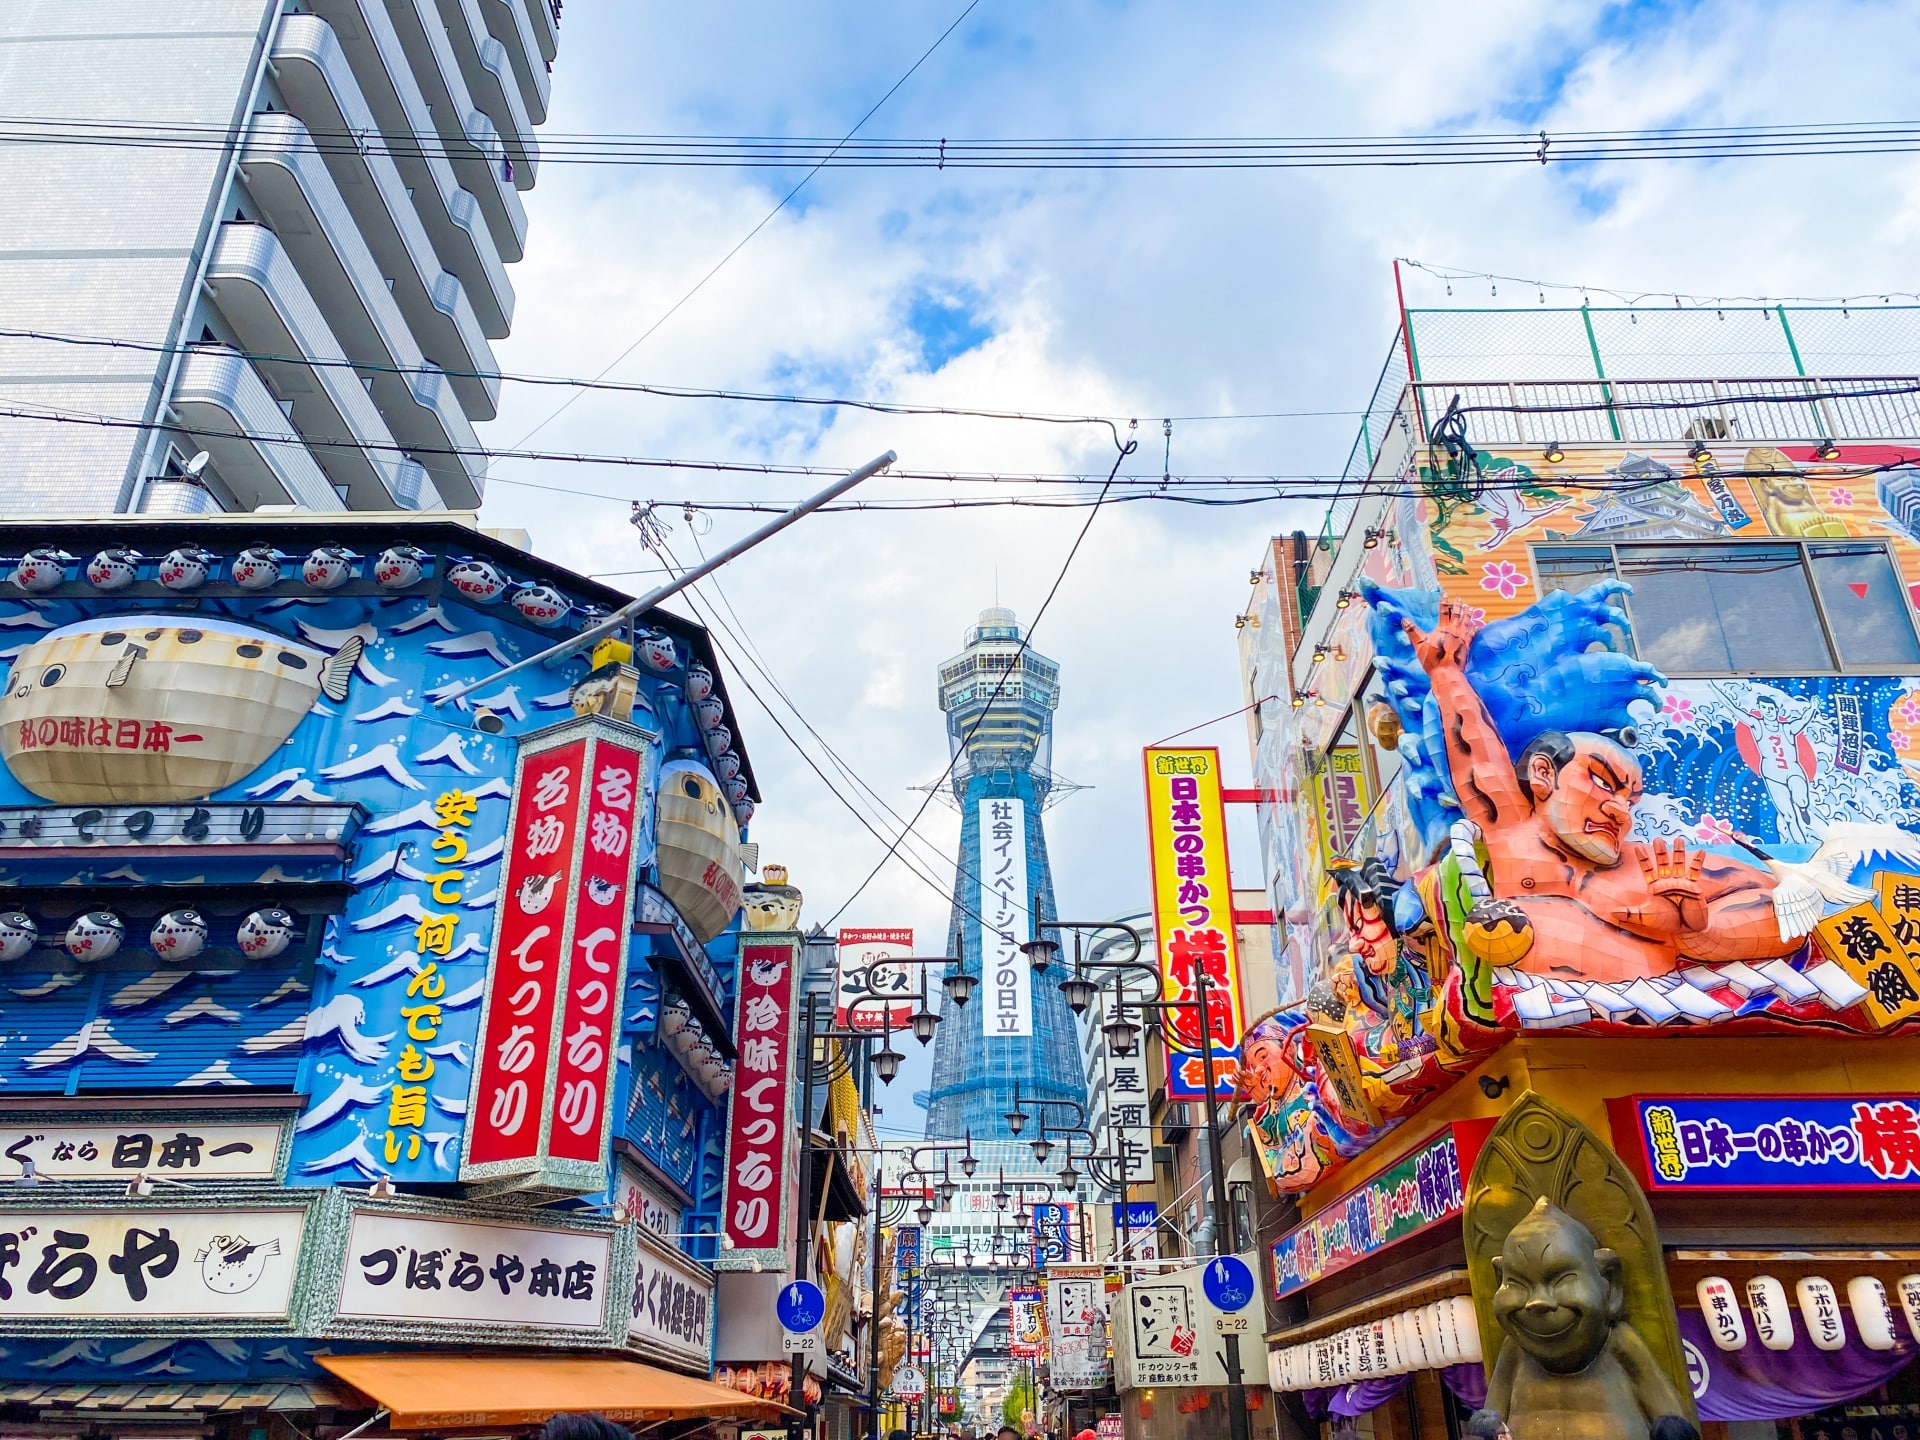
[925,607,1089,1141]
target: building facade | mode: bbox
[1,0,558,515]
[1237,303,1920,1440]
[926,606,1089,1141]
[0,516,784,1433]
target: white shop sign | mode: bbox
[626,1233,714,1369]
[615,1160,683,1239]
[2,1122,282,1181]
[0,1207,305,1320]
[338,1210,611,1330]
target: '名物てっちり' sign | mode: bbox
[1609,1094,1920,1190]
[1269,1122,1491,1299]
[716,935,802,1270]
[461,715,652,1196]
[1142,747,1243,1101]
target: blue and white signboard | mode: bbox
[896,1225,921,1274]
[1114,1201,1159,1261]
[1032,1202,1073,1264]
[1614,1094,1920,1192]
[1202,1255,1256,1313]
[776,1279,826,1334]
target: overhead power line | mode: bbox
[5,115,1920,168]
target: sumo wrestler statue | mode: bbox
[1469,1198,1698,1440]
[1406,600,1792,982]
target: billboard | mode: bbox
[835,927,915,1031]
[1610,1093,1920,1191]
[717,936,803,1268]
[1046,1265,1112,1390]
[980,796,1032,1038]
[1142,747,1244,1101]
[1009,1285,1047,1358]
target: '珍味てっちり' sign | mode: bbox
[1609,1094,1920,1190]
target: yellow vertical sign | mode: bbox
[1142,746,1244,1101]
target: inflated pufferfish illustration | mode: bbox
[742,863,803,932]
[0,615,362,804]
[196,1234,282,1294]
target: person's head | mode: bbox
[1516,730,1642,866]
[997,1427,1022,1440]
[539,1415,633,1440]
[889,1430,910,1440]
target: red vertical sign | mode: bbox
[719,937,799,1262]
[466,736,589,1167]
[547,739,643,1164]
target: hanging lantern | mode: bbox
[693,697,725,731]
[1697,1277,1748,1351]
[685,663,714,702]
[150,909,209,961]
[156,545,216,591]
[446,559,508,604]
[722,777,748,805]
[0,912,38,961]
[65,910,124,961]
[712,750,741,781]
[511,583,572,626]
[86,549,142,591]
[303,546,358,589]
[1746,1276,1795,1350]
[1897,1275,1920,1345]
[733,796,755,827]
[374,545,429,588]
[1796,1276,1847,1351]
[237,907,295,960]
[10,548,71,593]
[704,726,732,760]
[637,631,678,672]
[1450,1295,1483,1364]
[1848,1277,1898,1351]
[231,546,285,590]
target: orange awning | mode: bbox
[317,1353,795,1430]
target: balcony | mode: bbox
[272,17,502,402]
[170,346,348,512]
[301,0,521,304]
[202,223,418,510]
[436,0,540,185]
[237,116,489,506]
[383,0,530,256]
[521,0,559,65]
[479,0,550,123]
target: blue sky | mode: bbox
[476,0,1920,1124]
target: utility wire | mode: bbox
[509,0,988,451]
[820,430,1140,932]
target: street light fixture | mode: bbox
[941,970,976,1007]
[1005,1106,1027,1135]
[1019,935,1061,973]
[959,1141,978,1178]
[1102,1014,1141,1056]
[1030,1136,1052,1164]
[917,1202,935,1226]
[1058,974,1097,1014]
[911,1001,940,1044]
[872,1040,905,1085]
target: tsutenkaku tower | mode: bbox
[925,607,1088,1140]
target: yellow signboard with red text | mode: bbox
[1142,747,1244,1101]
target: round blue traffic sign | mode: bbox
[1203,1255,1256,1312]
[777,1279,827,1333]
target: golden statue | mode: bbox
[1464,1092,1696,1440]
[1745,447,1849,539]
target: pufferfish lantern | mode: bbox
[302,545,357,590]
[654,758,746,944]
[742,864,803,932]
[11,548,72,593]
[374,545,428,589]
[237,908,295,960]
[65,910,124,961]
[0,912,38,962]
[231,546,285,590]
[157,545,216,591]
[0,616,362,804]
[510,583,571,627]
[86,548,143,591]
[150,909,210,960]
[446,559,508,604]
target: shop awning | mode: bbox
[318,1354,795,1430]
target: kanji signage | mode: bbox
[626,1229,714,1369]
[1009,1285,1046,1358]
[1610,1094,1920,1190]
[1032,1202,1073,1263]
[1142,747,1243,1101]
[0,1206,306,1322]
[1106,1048,1153,1185]
[462,716,651,1194]
[1269,1123,1489,1299]
[979,797,1031,1039]
[1047,1264,1111,1391]
[835,927,915,1031]
[2,1121,282,1181]
[717,935,801,1269]
[336,1209,611,1331]
[0,801,357,848]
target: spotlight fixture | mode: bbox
[1290,694,1306,709]
[911,1003,940,1045]
[126,1174,155,1198]
[1234,615,1248,630]
[1363,526,1388,549]
[1311,646,1327,664]
[1334,589,1357,609]
[1249,570,1263,585]
[1059,974,1097,1015]
[1542,441,1565,464]
[1031,1137,1052,1164]
[1005,1107,1028,1136]
[1478,1073,1512,1099]
[1814,438,1841,461]
[1688,439,1709,462]
[872,1043,904,1085]
[1020,937,1061,974]
[941,970,976,1007]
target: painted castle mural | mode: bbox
[1241,442,1920,1195]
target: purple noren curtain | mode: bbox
[1678,1310,1916,1422]
[1299,1375,1411,1419]
[1440,1362,1488,1410]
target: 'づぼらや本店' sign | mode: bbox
[1610,1094,1920,1190]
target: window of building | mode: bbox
[1531,539,1920,676]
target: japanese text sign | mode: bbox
[1142,747,1243,1101]
[718,936,801,1268]
[1269,1123,1487,1299]
[0,1206,306,1322]
[1009,1285,1047,1358]
[626,1230,714,1368]
[1106,1049,1154,1186]
[1047,1265,1112,1390]
[337,1209,611,1330]
[462,719,648,1193]
[3,1122,281,1181]
[1610,1094,1920,1190]
[835,927,915,1032]
[979,797,1031,1038]
[1032,1202,1073,1264]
